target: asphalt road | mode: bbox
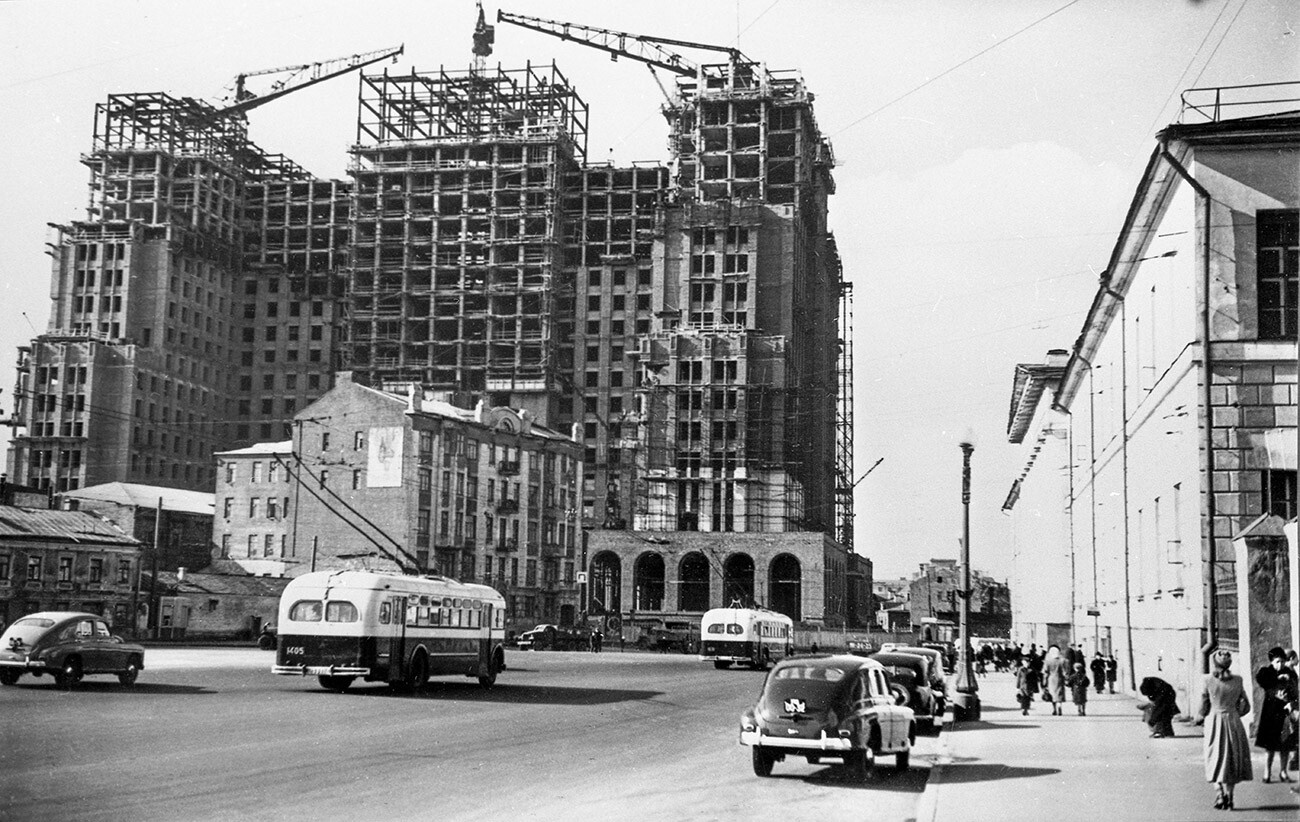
[0,648,938,822]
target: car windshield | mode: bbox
[1,617,57,647]
[761,665,850,710]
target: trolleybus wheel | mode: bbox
[713,660,732,669]
[407,651,429,691]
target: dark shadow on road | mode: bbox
[8,681,210,695]
[937,763,1060,784]
[764,760,932,793]
[312,680,664,706]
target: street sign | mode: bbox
[1086,609,1100,616]
[576,571,587,584]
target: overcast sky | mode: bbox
[1,0,1294,580]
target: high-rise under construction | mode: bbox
[6,14,852,551]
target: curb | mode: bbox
[912,713,955,822]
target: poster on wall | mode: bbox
[367,426,404,487]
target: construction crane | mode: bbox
[220,44,405,117]
[496,10,748,78]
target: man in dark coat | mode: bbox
[1090,652,1107,694]
[1105,653,1118,693]
[1137,676,1179,737]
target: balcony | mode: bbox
[495,499,519,514]
[494,538,518,553]
[497,460,519,475]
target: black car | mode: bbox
[0,612,146,688]
[869,651,940,729]
[740,655,916,780]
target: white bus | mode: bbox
[272,570,507,691]
[699,607,794,669]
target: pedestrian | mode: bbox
[1067,662,1090,716]
[1090,651,1107,694]
[1286,650,1299,774]
[1194,649,1253,811]
[1042,644,1068,716]
[1138,676,1180,738]
[1015,657,1039,715]
[1105,653,1118,694]
[1254,646,1297,782]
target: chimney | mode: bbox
[177,567,186,583]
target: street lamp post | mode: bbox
[952,438,982,721]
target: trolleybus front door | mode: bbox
[479,603,494,673]
[387,596,407,682]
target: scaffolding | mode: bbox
[347,64,590,422]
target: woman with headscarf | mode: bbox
[1138,676,1180,738]
[1195,650,1253,810]
[1042,644,1068,716]
[1254,646,1298,782]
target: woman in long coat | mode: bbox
[1042,645,1068,716]
[1195,650,1253,810]
[1254,646,1298,782]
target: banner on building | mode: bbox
[367,426,404,487]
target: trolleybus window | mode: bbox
[727,624,743,634]
[325,601,358,622]
[379,601,391,624]
[289,600,323,621]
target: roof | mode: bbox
[150,571,291,598]
[214,440,292,457]
[62,482,214,516]
[0,505,139,546]
[1006,358,1067,444]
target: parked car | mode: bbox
[869,651,940,729]
[892,645,950,715]
[516,624,591,651]
[739,654,915,780]
[0,612,146,688]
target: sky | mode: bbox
[0,0,1295,581]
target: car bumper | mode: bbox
[0,657,50,672]
[272,665,370,677]
[739,730,853,752]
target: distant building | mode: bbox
[0,505,140,628]
[59,482,214,574]
[907,559,1011,640]
[212,441,295,577]
[286,372,584,635]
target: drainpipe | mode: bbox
[1160,145,1217,672]
[1107,291,1137,693]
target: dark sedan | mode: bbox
[0,612,145,687]
[869,651,940,729]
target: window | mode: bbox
[0,555,8,581]
[325,601,359,622]
[1263,470,1297,520]
[225,463,236,483]
[249,498,262,518]
[264,535,275,556]
[247,535,257,557]
[221,534,231,558]
[252,461,263,483]
[223,498,232,518]
[1257,210,1298,340]
[89,557,103,582]
[352,469,362,490]
[267,497,279,519]
[354,431,365,450]
[118,560,130,583]
[289,600,323,621]
[28,556,42,580]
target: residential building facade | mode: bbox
[1002,94,1299,710]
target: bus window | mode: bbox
[707,624,724,634]
[726,624,743,635]
[289,600,323,622]
[325,601,358,622]
[453,608,463,628]
[379,601,391,624]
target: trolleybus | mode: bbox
[272,570,507,691]
[699,606,794,669]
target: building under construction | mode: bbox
[6,11,860,625]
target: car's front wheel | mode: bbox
[0,669,20,686]
[751,747,775,777]
[118,656,141,686]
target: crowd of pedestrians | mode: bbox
[995,640,1298,812]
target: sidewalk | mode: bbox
[915,672,1300,822]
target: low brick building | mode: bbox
[59,482,214,573]
[146,570,289,640]
[0,504,140,629]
